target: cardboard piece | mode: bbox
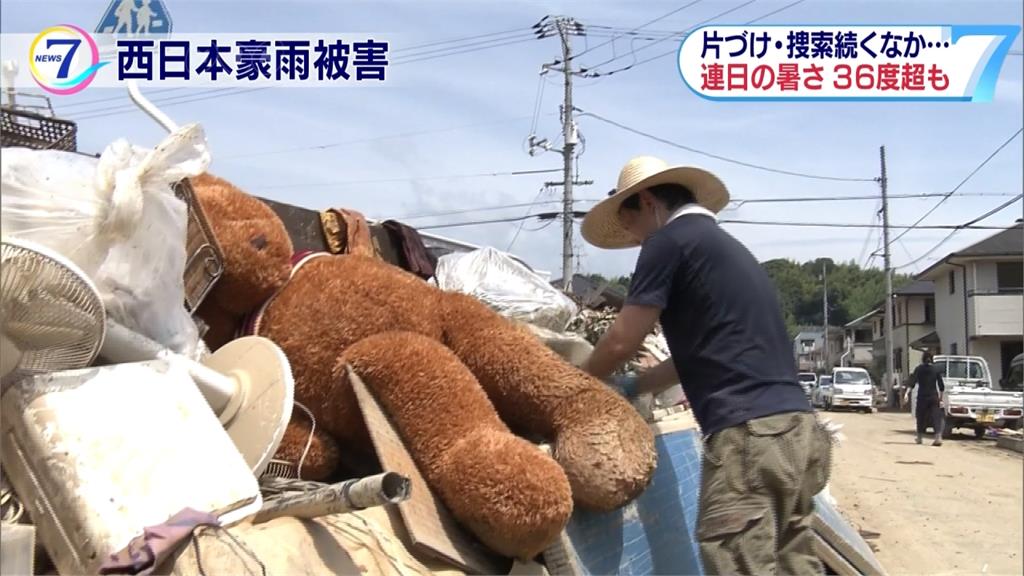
[348,368,508,575]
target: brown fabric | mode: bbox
[100,508,219,575]
[440,291,657,511]
[342,332,573,560]
[697,411,832,575]
[381,220,435,279]
[322,208,375,258]
[190,173,293,317]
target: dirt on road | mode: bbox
[825,410,1023,576]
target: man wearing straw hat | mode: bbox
[580,156,830,575]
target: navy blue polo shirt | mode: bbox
[626,212,809,435]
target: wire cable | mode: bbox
[568,0,705,62]
[585,0,806,78]
[220,114,553,161]
[894,194,1023,270]
[886,127,1023,247]
[72,87,269,121]
[397,192,1016,221]
[579,0,756,74]
[578,109,877,182]
[256,168,562,190]
[508,185,553,251]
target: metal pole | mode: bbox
[880,145,896,406]
[823,261,829,371]
[254,472,411,523]
[557,17,576,291]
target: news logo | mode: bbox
[29,25,110,95]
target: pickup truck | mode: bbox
[930,355,1024,438]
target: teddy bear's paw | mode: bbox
[554,407,657,511]
[273,418,342,480]
[437,428,573,561]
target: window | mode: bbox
[996,262,1023,292]
[894,348,903,371]
[947,359,985,380]
[924,298,934,324]
[950,342,958,355]
[856,329,872,343]
[834,370,869,384]
[949,270,956,294]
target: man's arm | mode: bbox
[581,304,662,381]
[635,357,679,396]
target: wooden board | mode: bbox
[348,368,507,575]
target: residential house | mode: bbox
[553,274,628,310]
[917,223,1024,386]
[843,308,879,370]
[793,327,845,372]
[891,280,937,383]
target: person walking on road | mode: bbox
[579,156,833,575]
[906,351,946,446]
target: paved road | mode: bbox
[825,410,1022,576]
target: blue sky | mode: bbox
[2,0,1022,278]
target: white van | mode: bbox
[823,367,874,413]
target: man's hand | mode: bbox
[609,374,640,399]
[581,304,662,381]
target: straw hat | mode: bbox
[581,156,730,249]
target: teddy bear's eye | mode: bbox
[250,234,268,250]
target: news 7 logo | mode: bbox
[36,38,80,78]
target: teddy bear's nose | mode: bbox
[250,234,268,250]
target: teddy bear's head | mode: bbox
[190,172,293,325]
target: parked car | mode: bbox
[1001,353,1023,392]
[822,368,874,413]
[812,375,832,408]
[798,372,818,398]
[929,355,1024,438]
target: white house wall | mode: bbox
[933,266,968,355]
[970,338,1005,385]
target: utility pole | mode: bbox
[555,16,578,291]
[822,261,829,371]
[880,145,896,406]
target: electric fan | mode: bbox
[101,320,294,478]
[1,238,106,390]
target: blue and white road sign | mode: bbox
[96,0,173,35]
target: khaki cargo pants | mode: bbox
[698,411,832,575]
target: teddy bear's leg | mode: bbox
[440,292,657,511]
[274,417,341,480]
[340,331,573,561]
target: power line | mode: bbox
[895,194,1023,270]
[393,35,538,66]
[397,191,1017,221]
[857,201,882,267]
[220,114,554,161]
[416,212,1014,231]
[508,185,553,251]
[72,88,269,121]
[392,27,531,54]
[885,127,1023,247]
[567,0,704,62]
[720,220,1007,230]
[577,109,877,182]
[578,0,757,75]
[255,168,562,190]
[585,0,807,78]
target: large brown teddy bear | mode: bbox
[190,174,656,560]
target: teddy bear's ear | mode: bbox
[190,173,293,317]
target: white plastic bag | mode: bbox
[435,247,578,332]
[0,124,211,356]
